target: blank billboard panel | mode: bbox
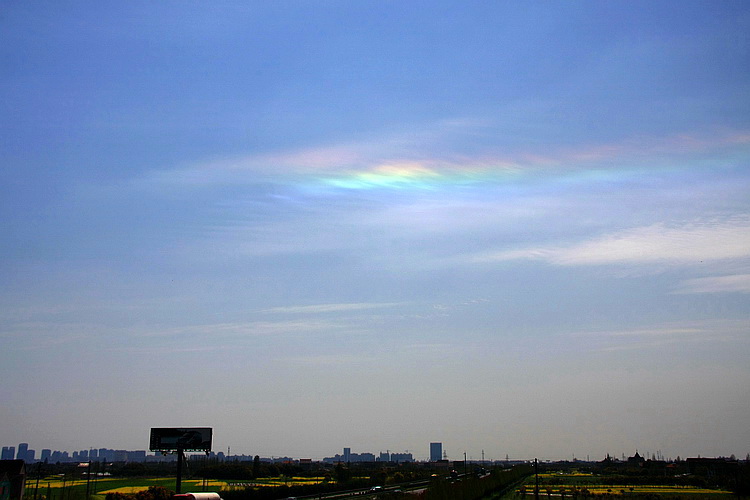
[149,428,212,452]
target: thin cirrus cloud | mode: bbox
[130,320,345,339]
[673,274,750,294]
[259,302,402,315]
[475,217,750,268]
[567,320,746,352]
[137,128,750,193]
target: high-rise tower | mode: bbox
[430,442,442,462]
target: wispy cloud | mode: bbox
[476,217,750,267]
[133,319,344,338]
[673,273,750,294]
[137,128,750,191]
[260,302,401,314]
[277,353,377,367]
[571,326,704,339]
[1,321,96,350]
[568,320,747,352]
[1,318,350,351]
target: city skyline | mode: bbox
[1,2,749,461]
[0,439,731,464]
[0,440,421,463]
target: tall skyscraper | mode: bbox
[430,442,442,462]
[1,446,15,460]
[41,449,51,462]
[17,443,28,461]
[343,447,351,462]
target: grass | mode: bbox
[516,478,733,497]
[27,476,329,496]
[513,471,734,496]
[27,476,222,500]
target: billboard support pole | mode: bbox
[176,445,184,494]
[149,427,212,494]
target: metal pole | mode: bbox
[91,461,98,496]
[176,446,184,494]
[534,458,539,500]
[85,461,92,500]
[34,462,42,500]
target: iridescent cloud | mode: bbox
[144,129,750,196]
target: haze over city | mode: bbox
[1,2,749,462]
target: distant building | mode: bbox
[430,443,442,462]
[0,449,14,461]
[390,452,413,463]
[627,451,645,467]
[323,449,376,464]
[15,445,27,463]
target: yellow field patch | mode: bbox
[28,479,89,488]
[224,477,326,489]
[98,480,228,494]
[518,485,731,496]
[182,480,228,487]
[98,487,147,494]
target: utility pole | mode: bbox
[85,461,92,500]
[534,458,539,500]
[34,462,42,500]
[176,445,184,494]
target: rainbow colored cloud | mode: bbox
[149,129,750,193]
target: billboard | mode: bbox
[149,428,212,452]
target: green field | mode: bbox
[510,472,733,498]
[27,476,222,500]
[516,484,732,497]
[26,475,331,500]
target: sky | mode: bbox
[1,1,749,462]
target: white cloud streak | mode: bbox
[673,273,750,294]
[477,217,750,267]
[567,319,749,352]
[260,302,402,314]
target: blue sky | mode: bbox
[2,1,749,461]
